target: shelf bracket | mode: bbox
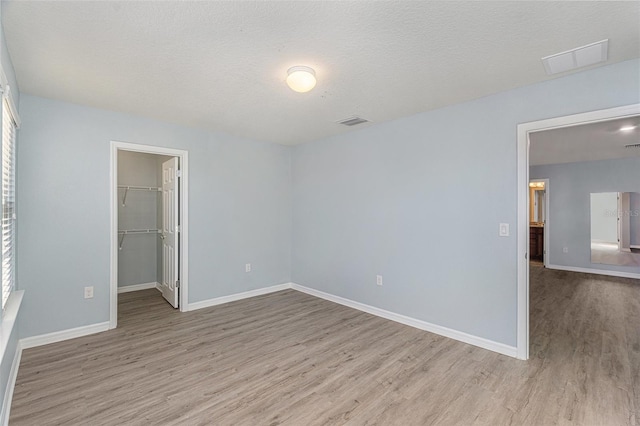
[121,187,129,207]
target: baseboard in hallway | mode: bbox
[546,264,640,280]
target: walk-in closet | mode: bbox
[117,150,180,308]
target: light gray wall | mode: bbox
[292,59,640,347]
[590,192,618,243]
[631,193,640,247]
[12,59,640,348]
[17,94,292,338]
[117,151,162,288]
[530,157,640,275]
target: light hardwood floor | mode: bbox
[10,266,640,425]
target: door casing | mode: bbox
[516,103,640,360]
[109,141,189,329]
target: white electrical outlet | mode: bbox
[563,247,568,253]
[245,263,251,273]
[376,275,383,286]
[84,286,94,299]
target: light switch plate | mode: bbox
[499,223,510,237]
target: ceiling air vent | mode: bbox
[541,39,608,75]
[337,116,370,127]
[624,143,640,149]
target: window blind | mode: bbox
[2,98,16,310]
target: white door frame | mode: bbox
[618,193,623,251]
[516,103,640,360]
[529,178,550,268]
[109,141,189,329]
[618,192,632,252]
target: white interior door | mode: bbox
[161,157,179,308]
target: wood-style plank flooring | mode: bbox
[10,266,640,425]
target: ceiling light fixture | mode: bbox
[619,125,637,132]
[286,66,316,93]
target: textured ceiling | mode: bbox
[3,1,640,145]
[530,116,640,166]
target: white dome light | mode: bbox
[286,66,316,93]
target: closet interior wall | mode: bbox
[117,151,173,290]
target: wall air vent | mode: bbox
[624,143,640,149]
[337,116,370,126]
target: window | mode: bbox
[2,97,17,309]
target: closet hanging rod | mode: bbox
[118,229,162,234]
[119,186,161,207]
[118,229,162,250]
[117,185,161,191]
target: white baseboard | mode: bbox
[20,322,111,350]
[117,282,160,293]
[290,283,518,358]
[630,245,640,249]
[17,279,521,365]
[186,283,292,312]
[0,342,22,426]
[188,282,518,358]
[547,264,640,280]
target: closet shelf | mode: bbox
[118,229,162,250]
[118,185,161,191]
[118,185,161,207]
[118,229,162,234]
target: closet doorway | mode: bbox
[109,141,189,329]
